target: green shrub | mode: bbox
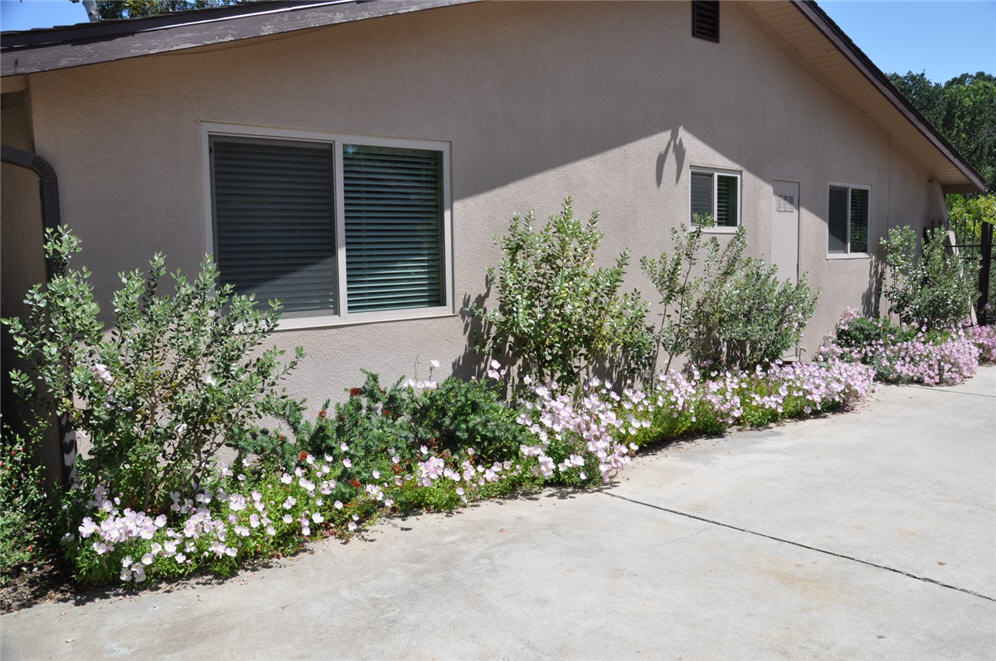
[643,224,817,374]
[3,227,301,512]
[881,225,979,329]
[0,424,53,582]
[266,370,532,473]
[410,377,532,465]
[261,370,416,478]
[473,198,654,388]
[834,316,916,350]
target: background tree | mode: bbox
[71,0,248,21]
[888,70,996,191]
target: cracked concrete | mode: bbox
[2,367,994,659]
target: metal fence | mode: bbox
[945,220,994,325]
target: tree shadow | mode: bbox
[656,126,686,188]
[861,251,884,318]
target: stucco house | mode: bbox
[1,0,985,423]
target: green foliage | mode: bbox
[834,316,916,350]
[2,227,301,512]
[640,220,711,372]
[643,225,817,374]
[410,377,532,465]
[267,370,531,472]
[257,370,413,479]
[0,425,54,582]
[881,226,979,329]
[888,71,996,190]
[473,198,655,388]
[71,0,246,20]
[948,194,996,241]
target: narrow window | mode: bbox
[692,1,720,42]
[828,186,849,253]
[716,174,738,227]
[849,188,869,253]
[690,172,714,223]
[690,167,741,228]
[827,184,870,254]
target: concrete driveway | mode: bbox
[3,368,994,660]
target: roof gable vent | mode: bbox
[692,1,720,42]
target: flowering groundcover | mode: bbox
[819,308,996,386]
[66,357,875,588]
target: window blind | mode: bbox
[690,172,713,224]
[716,175,738,227]
[849,188,869,253]
[343,144,445,313]
[211,138,336,313]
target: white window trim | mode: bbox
[200,121,454,330]
[688,166,742,233]
[826,181,871,258]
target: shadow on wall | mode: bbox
[657,126,686,188]
[861,251,885,318]
[453,286,492,382]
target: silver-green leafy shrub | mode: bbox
[3,227,301,512]
[473,198,655,387]
[881,225,979,330]
[643,224,817,373]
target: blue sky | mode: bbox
[0,1,993,83]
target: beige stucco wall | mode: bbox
[13,1,939,407]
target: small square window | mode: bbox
[690,168,740,228]
[827,185,869,254]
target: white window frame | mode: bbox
[688,166,742,233]
[826,182,871,259]
[201,122,454,330]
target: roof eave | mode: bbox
[0,0,482,78]
[791,0,986,193]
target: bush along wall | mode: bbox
[5,211,991,593]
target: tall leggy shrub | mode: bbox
[3,228,301,511]
[643,225,817,373]
[473,198,654,388]
[881,225,979,329]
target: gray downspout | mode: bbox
[1,144,76,486]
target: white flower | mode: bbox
[141,553,154,566]
[429,359,440,369]
[91,363,114,385]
